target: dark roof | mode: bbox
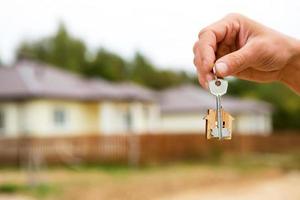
[158,84,272,115]
[0,60,155,102]
[0,61,274,114]
[113,83,156,102]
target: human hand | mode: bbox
[193,13,300,94]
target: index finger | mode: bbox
[195,20,229,74]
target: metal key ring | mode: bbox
[212,65,221,86]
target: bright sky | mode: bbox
[1,0,300,71]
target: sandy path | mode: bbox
[156,172,300,200]
[0,195,34,200]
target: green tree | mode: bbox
[128,52,194,90]
[84,48,128,81]
[16,23,87,73]
[129,52,157,86]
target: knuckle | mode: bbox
[198,28,210,39]
[249,39,267,58]
[230,53,246,67]
[254,40,266,53]
[225,13,243,20]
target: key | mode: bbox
[209,79,227,139]
[208,79,228,96]
[205,78,233,140]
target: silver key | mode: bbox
[208,79,228,96]
[208,79,229,139]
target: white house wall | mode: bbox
[234,113,272,135]
[160,112,272,135]
[160,113,206,133]
[100,102,128,134]
[0,103,21,137]
[146,104,160,133]
[130,102,144,133]
[100,102,160,135]
[0,100,99,137]
[99,102,112,134]
[0,100,272,137]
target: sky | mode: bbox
[0,0,300,71]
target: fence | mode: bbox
[0,133,299,166]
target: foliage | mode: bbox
[83,48,128,81]
[128,52,192,90]
[0,182,58,198]
[17,23,87,73]
[16,24,193,90]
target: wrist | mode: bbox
[280,38,300,94]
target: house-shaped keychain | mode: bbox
[204,109,234,140]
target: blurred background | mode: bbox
[0,0,299,200]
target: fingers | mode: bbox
[196,71,214,89]
[194,21,228,73]
[193,14,242,88]
[193,39,215,89]
[215,43,254,77]
[216,24,239,59]
[193,32,216,73]
[194,13,282,86]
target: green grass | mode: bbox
[0,182,60,198]
[1,152,298,174]
[218,152,300,172]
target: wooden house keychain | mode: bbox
[204,67,234,140]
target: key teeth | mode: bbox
[211,128,231,140]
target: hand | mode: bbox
[193,13,300,94]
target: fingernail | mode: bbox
[215,62,228,76]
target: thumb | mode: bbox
[215,45,253,77]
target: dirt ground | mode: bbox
[1,170,300,200]
[0,157,299,200]
[59,169,300,200]
[156,171,300,200]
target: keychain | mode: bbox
[204,67,234,140]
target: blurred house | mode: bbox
[0,61,159,136]
[158,85,273,134]
[0,61,272,137]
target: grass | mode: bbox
[7,152,300,174]
[0,152,299,199]
[220,152,300,171]
[0,182,60,198]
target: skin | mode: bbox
[193,13,300,95]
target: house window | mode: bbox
[0,110,4,135]
[53,108,67,127]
